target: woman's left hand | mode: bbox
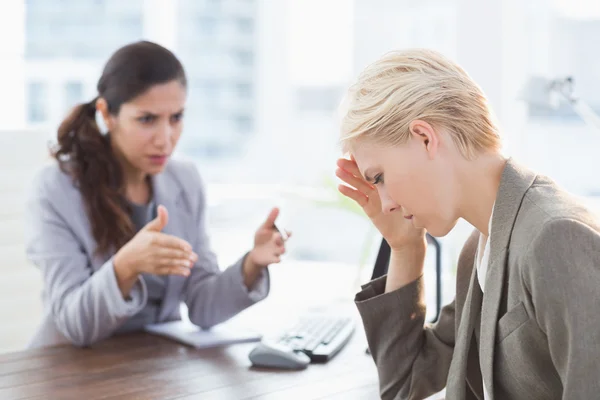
[242,208,290,288]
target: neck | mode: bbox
[457,152,507,236]
[111,141,149,204]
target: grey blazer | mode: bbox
[25,159,269,348]
[356,159,600,399]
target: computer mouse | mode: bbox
[248,341,311,370]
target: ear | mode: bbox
[408,119,439,159]
[95,97,115,132]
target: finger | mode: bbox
[262,207,280,229]
[338,184,369,207]
[157,257,194,269]
[285,230,292,239]
[276,245,286,255]
[153,233,192,251]
[143,205,169,232]
[156,247,197,262]
[158,266,191,277]
[335,167,373,194]
[271,231,283,245]
[337,158,363,178]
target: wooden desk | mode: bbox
[0,331,379,399]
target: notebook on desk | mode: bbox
[144,319,262,349]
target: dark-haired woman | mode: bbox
[25,41,288,348]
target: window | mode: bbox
[234,114,253,134]
[295,86,343,113]
[234,50,253,66]
[26,82,48,123]
[197,17,218,35]
[64,81,84,110]
[195,80,220,101]
[236,18,254,34]
[235,82,252,99]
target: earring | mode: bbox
[95,110,109,135]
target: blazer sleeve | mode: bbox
[355,230,478,400]
[524,218,600,399]
[181,163,270,329]
[356,275,455,400]
[25,173,148,347]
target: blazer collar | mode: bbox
[447,158,537,399]
[151,167,191,321]
[487,158,537,268]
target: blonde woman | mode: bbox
[336,49,600,399]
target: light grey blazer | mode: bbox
[356,159,600,399]
[25,158,269,348]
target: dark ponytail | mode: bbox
[53,98,135,255]
[51,41,186,256]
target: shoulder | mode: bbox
[30,162,80,205]
[162,157,204,188]
[528,217,600,271]
[160,157,208,212]
[163,157,201,182]
[518,178,600,282]
[516,175,600,248]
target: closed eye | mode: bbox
[373,173,384,185]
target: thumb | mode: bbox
[143,205,169,232]
[262,207,279,228]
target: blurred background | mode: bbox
[0,0,599,353]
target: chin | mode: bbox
[145,161,170,175]
[424,219,459,238]
[143,166,166,176]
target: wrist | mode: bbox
[242,250,264,290]
[386,244,427,293]
[390,242,427,259]
[114,251,138,282]
[244,250,264,274]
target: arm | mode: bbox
[25,180,147,347]
[356,273,455,400]
[182,166,269,329]
[356,230,478,400]
[525,218,600,399]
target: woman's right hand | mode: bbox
[335,158,426,251]
[113,205,197,296]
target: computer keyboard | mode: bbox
[272,314,355,363]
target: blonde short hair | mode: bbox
[339,49,501,158]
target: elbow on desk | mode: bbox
[188,312,218,331]
[52,309,103,348]
[56,324,97,348]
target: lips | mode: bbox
[404,215,413,220]
[148,155,168,165]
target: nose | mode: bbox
[379,188,400,215]
[154,123,172,148]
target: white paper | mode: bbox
[144,319,262,349]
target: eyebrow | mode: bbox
[137,108,185,116]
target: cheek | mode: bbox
[385,174,420,207]
[170,128,183,147]
[114,123,153,155]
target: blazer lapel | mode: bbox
[446,256,483,398]
[478,158,537,399]
[151,169,190,321]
